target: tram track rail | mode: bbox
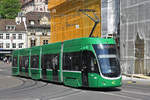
[0,77,48,98]
[45,90,81,100]
[40,88,81,100]
[0,78,150,100]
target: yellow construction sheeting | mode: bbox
[48,0,101,43]
[48,0,67,9]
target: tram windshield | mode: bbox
[93,44,121,78]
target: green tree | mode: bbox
[0,0,21,19]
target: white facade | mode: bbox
[34,0,48,12]
[22,0,49,13]
[0,32,27,51]
[22,5,34,14]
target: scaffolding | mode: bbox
[101,0,120,38]
[120,0,150,75]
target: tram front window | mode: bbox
[93,44,121,78]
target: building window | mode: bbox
[19,43,23,48]
[6,43,10,48]
[12,26,15,30]
[12,43,16,48]
[31,40,36,47]
[45,0,48,4]
[6,26,10,30]
[0,43,3,48]
[0,34,3,39]
[18,34,22,39]
[31,33,35,35]
[12,34,16,39]
[42,32,47,36]
[6,25,16,30]
[43,40,48,45]
[6,34,10,39]
[29,20,35,25]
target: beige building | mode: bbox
[25,12,50,48]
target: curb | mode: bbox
[123,74,150,80]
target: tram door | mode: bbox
[81,51,89,87]
[41,55,47,79]
[52,55,59,82]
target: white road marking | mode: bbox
[6,76,12,78]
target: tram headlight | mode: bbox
[112,81,115,85]
[94,77,97,79]
[102,81,106,85]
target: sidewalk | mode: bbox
[122,75,150,85]
[123,74,150,79]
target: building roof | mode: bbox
[0,19,26,31]
[21,0,34,8]
[25,12,50,28]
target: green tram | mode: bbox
[12,38,122,88]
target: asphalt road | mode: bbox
[0,62,150,100]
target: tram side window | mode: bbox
[19,56,24,68]
[42,54,52,69]
[42,54,59,70]
[24,56,29,68]
[12,56,17,67]
[31,55,39,68]
[52,54,59,70]
[63,53,71,70]
[63,52,81,71]
[71,52,81,71]
[19,56,29,68]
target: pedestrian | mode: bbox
[3,57,7,64]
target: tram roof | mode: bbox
[63,37,116,46]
